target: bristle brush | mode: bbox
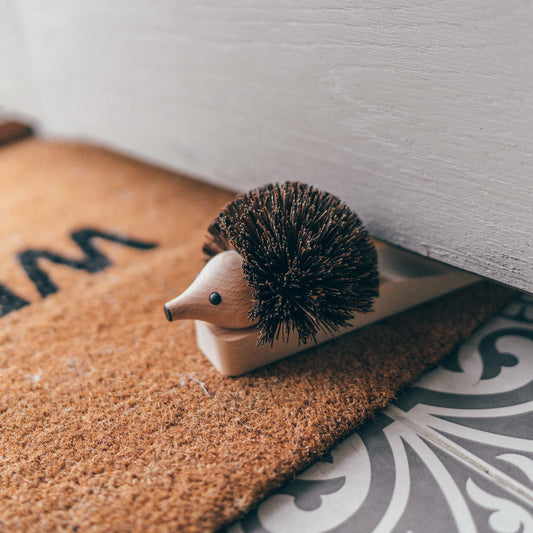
[203,182,379,346]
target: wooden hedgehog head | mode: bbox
[164,182,379,346]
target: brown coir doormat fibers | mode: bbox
[0,140,514,532]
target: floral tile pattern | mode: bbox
[228,293,533,533]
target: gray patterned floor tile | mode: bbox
[228,294,533,533]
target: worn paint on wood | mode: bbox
[10,1,533,291]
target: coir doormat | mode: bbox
[0,140,514,532]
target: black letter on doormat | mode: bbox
[0,284,30,318]
[17,228,157,298]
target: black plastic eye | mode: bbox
[209,292,222,305]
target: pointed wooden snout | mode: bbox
[164,250,259,329]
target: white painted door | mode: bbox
[3,1,532,291]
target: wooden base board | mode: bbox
[195,243,481,375]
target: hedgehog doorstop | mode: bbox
[164,182,479,376]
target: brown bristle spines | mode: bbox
[203,182,379,346]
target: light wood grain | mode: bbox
[195,243,480,375]
[164,250,257,329]
[10,1,533,291]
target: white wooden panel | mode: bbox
[0,0,38,118]
[14,1,533,292]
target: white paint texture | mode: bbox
[11,1,533,291]
[0,0,38,118]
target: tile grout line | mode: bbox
[385,404,533,508]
